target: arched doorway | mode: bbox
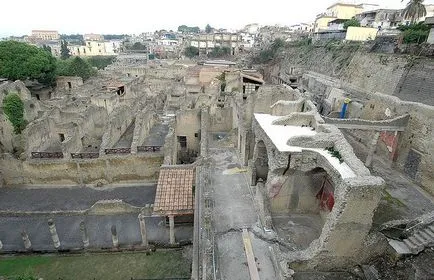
[254,140,269,183]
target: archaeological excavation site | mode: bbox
[1,12,434,280]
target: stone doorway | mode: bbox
[254,140,269,183]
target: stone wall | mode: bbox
[99,104,137,153]
[275,44,434,106]
[0,81,41,154]
[0,153,162,186]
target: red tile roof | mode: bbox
[153,167,195,215]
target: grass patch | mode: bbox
[382,189,406,208]
[0,250,191,280]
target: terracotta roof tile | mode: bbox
[153,167,195,215]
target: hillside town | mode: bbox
[0,0,434,280]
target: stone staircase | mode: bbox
[388,221,434,255]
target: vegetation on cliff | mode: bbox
[398,22,430,44]
[3,93,27,134]
[253,38,286,64]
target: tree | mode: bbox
[343,18,361,29]
[184,46,199,58]
[205,24,213,33]
[208,46,231,58]
[60,40,70,60]
[42,45,52,54]
[57,57,96,80]
[3,93,27,134]
[178,25,200,33]
[401,0,427,24]
[0,41,57,85]
[86,56,116,69]
[127,42,147,50]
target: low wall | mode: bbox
[0,153,163,186]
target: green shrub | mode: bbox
[325,147,344,163]
[343,18,360,30]
[3,93,27,134]
[184,46,199,58]
[398,22,430,44]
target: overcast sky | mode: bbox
[1,0,433,37]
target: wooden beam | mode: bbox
[242,229,260,280]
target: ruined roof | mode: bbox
[153,167,195,216]
[242,73,264,84]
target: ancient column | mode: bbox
[80,221,89,248]
[21,231,32,250]
[48,219,61,249]
[111,225,119,248]
[365,131,380,167]
[169,215,175,245]
[138,213,148,247]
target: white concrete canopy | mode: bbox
[254,113,356,179]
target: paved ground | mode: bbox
[0,214,192,252]
[208,145,276,280]
[0,185,157,212]
[272,214,323,250]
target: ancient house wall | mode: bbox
[100,105,136,153]
[302,71,434,194]
[0,153,162,186]
[56,76,84,91]
[208,107,233,133]
[225,71,241,92]
[175,109,201,159]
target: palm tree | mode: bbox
[401,0,427,24]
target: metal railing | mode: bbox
[31,152,64,159]
[137,146,162,153]
[71,152,100,159]
[104,148,131,154]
